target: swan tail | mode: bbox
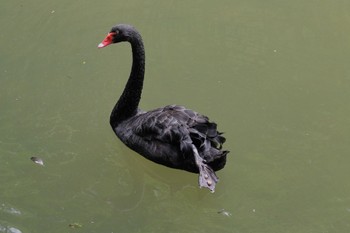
[189,121,229,171]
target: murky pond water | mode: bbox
[1,1,350,232]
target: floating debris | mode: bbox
[30,157,44,166]
[0,203,22,215]
[68,223,82,229]
[217,209,232,217]
[2,226,22,233]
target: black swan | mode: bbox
[98,24,229,192]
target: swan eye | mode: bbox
[115,29,120,34]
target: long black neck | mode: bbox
[110,32,145,128]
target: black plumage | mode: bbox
[98,24,229,192]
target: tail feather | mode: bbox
[189,121,228,171]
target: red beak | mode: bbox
[98,32,116,48]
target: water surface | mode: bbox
[1,0,350,232]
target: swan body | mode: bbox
[98,24,228,192]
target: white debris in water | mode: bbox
[0,203,22,215]
[217,209,232,217]
[9,227,22,233]
[30,156,44,166]
[0,226,23,233]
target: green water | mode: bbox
[1,0,350,232]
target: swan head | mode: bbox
[98,24,139,48]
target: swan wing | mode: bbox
[132,105,193,144]
[132,105,226,158]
